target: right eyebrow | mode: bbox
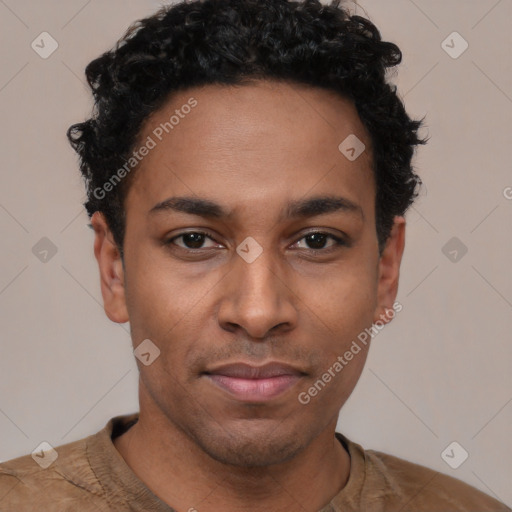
[148,196,230,219]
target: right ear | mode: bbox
[91,211,129,324]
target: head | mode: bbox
[68,0,426,467]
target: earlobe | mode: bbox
[91,211,129,324]
[373,216,406,324]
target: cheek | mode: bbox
[299,259,378,340]
[296,281,374,413]
[123,253,220,393]
[124,251,213,341]
[293,258,378,406]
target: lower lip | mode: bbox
[205,374,301,402]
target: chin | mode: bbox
[193,422,306,467]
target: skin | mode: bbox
[91,80,405,511]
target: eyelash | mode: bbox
[164,230,347,255]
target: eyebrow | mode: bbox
[149,195,363,220]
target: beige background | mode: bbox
[0,0,511,506]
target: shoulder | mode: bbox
[365,447,510,511]
[0,435,103,511]
[336,433,510,511]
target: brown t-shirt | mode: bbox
[0,413,509,512]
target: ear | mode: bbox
[373,216,406,324]
[91,211,129,324]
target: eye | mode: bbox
[166,231,220,250]
[292,231,346,251]
[164,230,347,254]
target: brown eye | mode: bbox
[293,232,346,251]
[166,231,219,250]
[179,232,207,249]
[304,233,329,249]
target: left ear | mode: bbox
[373,216,406,324]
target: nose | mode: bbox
[217,246,299,339]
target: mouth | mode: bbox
[202,362,306,402]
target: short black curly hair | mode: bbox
[67,0,426,257]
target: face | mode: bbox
[93,80,405,467]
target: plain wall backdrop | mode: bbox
[0,0,511,507]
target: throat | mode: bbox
[111,417,351,512]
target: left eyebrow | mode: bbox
[148,194,364,221]
[284,195,364,221]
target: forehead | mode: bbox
[125,80,374,218]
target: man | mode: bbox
[0,0,509,510]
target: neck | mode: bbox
[114,402,350,511]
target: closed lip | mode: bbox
[203,361,306,379]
